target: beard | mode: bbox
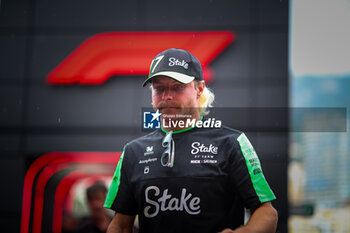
[155,101,196,121]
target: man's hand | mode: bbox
[218,202,278,233]
[219,229,235,233]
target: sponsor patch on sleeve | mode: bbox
[237,133,276,203]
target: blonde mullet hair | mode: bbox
[196,81,215,116]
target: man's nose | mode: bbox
[162,87,173,100]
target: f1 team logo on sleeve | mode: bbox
[143,110,161,129]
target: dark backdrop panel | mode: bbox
[0,134,21,157]
[258,0,289,25]
[144,0,251,27]
[0,0,30,28]
[210,34,253,82]
[0,158,24,233]
[256,86,289,107]
[0,0,289,232]
[35,0,139,28]
[0,88,24,127]
[25,133,134,154]
[0,36,27,84]
[257,33,289,80]
[210,87,253,107]
[27,80,142,128]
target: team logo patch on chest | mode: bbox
[190,142,218,164]
[144,146,154,156]
[139,145,157,164]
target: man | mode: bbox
[77,181,112,233]
[104,48,278,233]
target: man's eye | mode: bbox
[174,85,183,90]
[155,86,164,92]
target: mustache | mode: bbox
[156,102,181,110]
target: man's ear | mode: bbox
[196,81,205,98]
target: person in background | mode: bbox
[77,181,112,233]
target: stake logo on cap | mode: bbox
[142,48,203,87]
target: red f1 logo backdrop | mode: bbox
[47,31,235,85]
[22,31,235,233]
